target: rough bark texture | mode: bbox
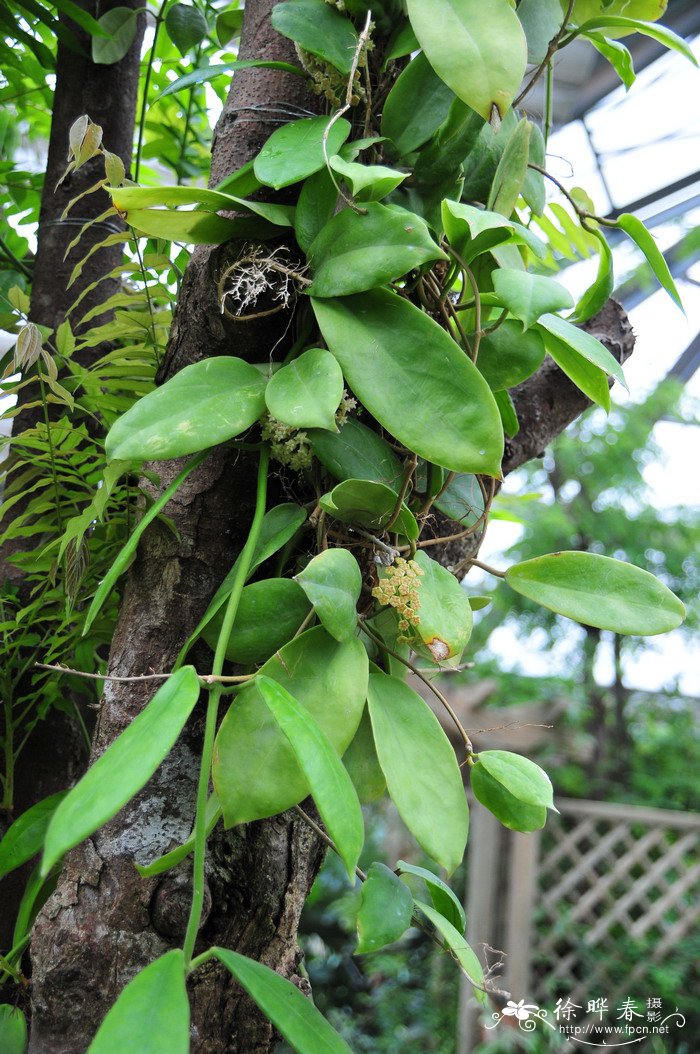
[29,4,324,1052]
[27,6,637,1051]
[0,0,144,955]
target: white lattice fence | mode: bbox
[457,797,700,1052]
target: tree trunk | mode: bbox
[29,4,325,1052]
[0,0,144,956]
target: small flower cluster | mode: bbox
[263,391,358,472]
[261,415,313,471]
[372,557,424,642]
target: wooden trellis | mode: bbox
[457,797,700,1051]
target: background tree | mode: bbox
[0,1,693,1052]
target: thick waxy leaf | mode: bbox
[397,860,466,932]
[213,628,368,826]
[42,668,200,875]
[254,116,351,190]
[522,122,546,216]
[178,504,307,662]
[543,331,611,411]
[88,951,189,1054]
[434,472,486,528]
[295,167,338,254]
[266,348,343,431]
[574,229,614,322]
[565,0,667,33]
[258,677,364,879]
[539,313,628,390]
[92,7,138,64]
[412,550,472,663]
[356,862,413,953]
[0,1006,27,1054]
[493,270,574,330]
[584,31,636,90]
[111,184,294,229]
[381,52,455,157]
[415,900,487,1004]
[0,791,66,879]
[487,118,532,218]
[406,0,527,120]
[312,290,504,476]
[471,763,547,833]
[329,155,406,202]
[518,0,565,63]
[495,388,519,437]
[577,15,695,63]
[476,321,545,391]
[214,948,353,1054]
[343,708,386,803]
[295,548,362,642]
[367,668,469,874]
[308,203,445,297]
[271,0,359,74]
[216,6,243,46]
[105,357,267,462]
[115,208,238,245]
[477,750,554,809]
[617,212,683,309]
[319,479,419,542]
[310,418,403,489]
[505,551,685,635]
[203,579,310,665]
[442,200,546,263]
[165,3,208,54]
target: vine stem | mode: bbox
[182,445,270,966]
[134,0,169,182]
[513,0,576,109]
[33,662,254,685]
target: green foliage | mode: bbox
[1,2,694,1048]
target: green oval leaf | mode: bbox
[92,7,138,64]
[356,862,413,954]
[320,478,419,541]
[328,155,406,203]
[414,900,487,1004]
[412,550,473,663]
[213,948,353,1054]
[159,59,307,99]
[540,330,611,411]
[111,184,294,229]
[617,212,683,310]
[505,551,686,635]
[294,166,339,254]
[406,0,527,120]
[476,321,545,391]
[487,118,532,217]
[0,1006,27,1054]
[254,116,351,191]
[576,15,697,64]
[396,860,466,933]
[203,579,311,665]
[343,708,386,804]
[367,667,469,874]
[309,418,404,489]
[471,763,547,833]
[493,269,574,330]
[0,791,67,880]
[105,357,267,462]
[539,312,628,390]
[477,750,554,809]
[266,348,344,431]
[433,472,486,528]
[381,52,455,157]
[312,289,504,476]
[42,667,201,875]
[257,677,364,880]
[116,208,239,245]
[271,0,359,75]
[88,951,189,1054]
[295,548,362,642]
[308,203,445,298]
[165,3,208,54]
[213,627,368,826]
[574,229,614,323]
[215,6,243,46]
[518,0,565,64]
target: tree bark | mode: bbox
[27,8,637,1051]
[0,0,145,956]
